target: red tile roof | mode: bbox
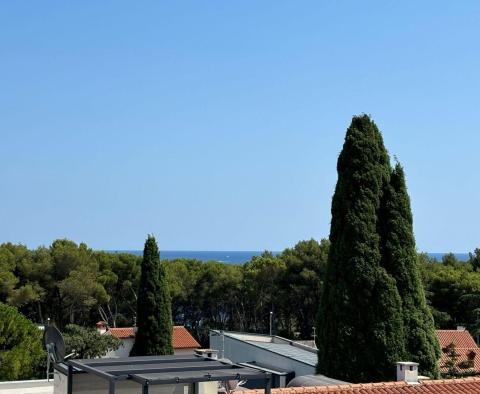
[173,326,201,348]
[249,377,480,394]
[439,347,480,373]
[436,329,477,348]
[108,327,135,338]
[436,329,480,373]
[106,326,200,349]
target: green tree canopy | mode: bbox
[469,249,480,272]
[63,324,121,359]
[243,252,285,333]
[381,163,440,378]
[280,239,328,339]
[316,115,405,382]
[0,302,45,380]
[130,235,173,356]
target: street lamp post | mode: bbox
[269,311,273,336]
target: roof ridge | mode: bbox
[249,377,480,394]
[422,376,480,385]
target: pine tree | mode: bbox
[442,343,460,377]
[380,163,441,377]
[316,115,405,382]
[130,235,173,356]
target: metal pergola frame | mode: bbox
[67,355,271,394]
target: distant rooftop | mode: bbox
[437,328,478,348]
[102,324,201,349]
[436,328,480,374]
[212,331,318,367]
[244,341,317,367]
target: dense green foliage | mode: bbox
[0,237,329,345]
[0,240,140,329]
[64,324,122,359]
[316,115,405,382]
[166,240,329,342]
[381,164,441,377]
[0,302,44,380]
[130,235,173,356]
[421,253,480,335]
[2,235,480,380]
[279,239,329,338]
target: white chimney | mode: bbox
[457,326,466,331]
[396,362,419,384]
[96,321,107,334]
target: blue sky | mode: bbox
[1,1,479,252]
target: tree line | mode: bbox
[0,238,328,344]
[1,238,480,346]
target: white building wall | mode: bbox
[105,338,134,358]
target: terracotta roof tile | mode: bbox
[436,329,480,373]
[108,327,135,338]
[173,326,201,349]
[439,347,480,373]
[248,377,480,394]
[436,329,478,348]
[106,326,200,349]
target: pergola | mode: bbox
[67,355,271,394]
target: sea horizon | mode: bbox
[107,250,470,264]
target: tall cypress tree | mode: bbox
[380,163,441,377]
[316,115,405,382]
[130,235,173,356]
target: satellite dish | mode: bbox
[43,326,66,363]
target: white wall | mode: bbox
[105,338,134,358]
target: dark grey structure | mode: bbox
[57,355,270,394]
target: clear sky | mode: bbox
[1,1,479,252]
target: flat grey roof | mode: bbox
[245,341,317,366]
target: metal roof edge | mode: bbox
[210,330,317,367]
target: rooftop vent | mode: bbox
[396,362,419,384]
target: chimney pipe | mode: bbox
[396,362,419,384]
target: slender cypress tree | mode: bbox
[316,115,405,382]
[380,163,441,377]
[130,235,173,356]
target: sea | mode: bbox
[111,250,469,264]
